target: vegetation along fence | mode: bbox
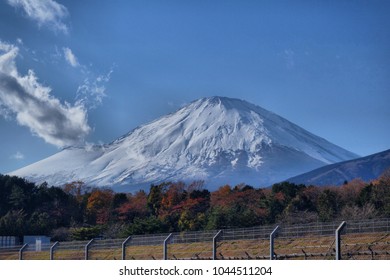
[1,218,389,260]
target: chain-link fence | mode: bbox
[125,233,168,260]
[1,218,389,260]
[0,245,21,260]
[217,225,275,259]
[167,230,218,260]
[342,219,390,260]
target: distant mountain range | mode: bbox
[287,149,390,186]
[10,96,359,191]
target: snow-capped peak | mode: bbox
[10,96,358,190]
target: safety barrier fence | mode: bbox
[1,218,389,260]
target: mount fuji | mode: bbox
[10,96,358,191]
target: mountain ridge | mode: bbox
[286,149,390,186]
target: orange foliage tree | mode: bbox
[86,189,114,224]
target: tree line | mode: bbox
[0,169,389,241]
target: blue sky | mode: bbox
[0,0,389,173]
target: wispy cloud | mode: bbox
[0,103,12,120]
[10,151,25,160]
[283,49,295,69]
[6,0,69,34]
[63,47,79,67]
[0,41,90,147]
[59,47,113,109]
[76,68,114,110]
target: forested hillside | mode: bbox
[0,170,389,241]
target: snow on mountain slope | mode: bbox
[10,96,359,190]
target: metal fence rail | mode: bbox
[221,225,275,241]
[166,230,218,260]
[340,219,390,260]
[89,238,124,260]
[345,219,390,234]
[2,218,389,260]
[278,222,340,238]
[129,233,170,246]
[0,245,23,260]
[53,240,88,260]
[123,233,170,260]
[171,230,218,244]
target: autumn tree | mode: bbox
[160,182,187,215]
[116,190,149,223]
[112,193,128,209]
[207,185,269,229]
[63,181,90,201]
[378,167,390,186]
[338,179,366,206]
[86,189,114,224]
[177,189,210,231]
[147,183,169,216]
[278,185,320,224]
[317,189,341,222]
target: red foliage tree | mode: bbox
[116,191,148,222]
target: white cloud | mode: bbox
[10,151,25,160]
[7,0,69,34]
[63,47,79,67]
[0,41,91,147]
[76,69,113,109]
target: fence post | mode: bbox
[335,221,346,260]
[19,243,28,260]
[85,239,94,260]
[270,225,280,260]
[122,236,132,260]
[213,230,222,260]
[50,241,59,260]
[163,233,173,260]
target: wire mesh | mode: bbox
[341,232,390,260]
[88,239,123,260]
[0,245,23,260]
[2,218,390,260]
[345,219,390,234]
[53,240,87,260]
[216,226,274,259]
[89,239,123,260]
[124,233,169,260]
[221,225,275,241]
[167,230,218,260]
[23,243,52,260]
